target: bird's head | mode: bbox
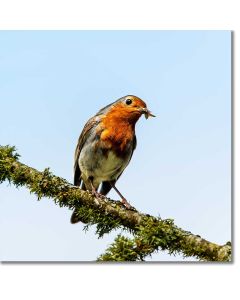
[106,95,155,124]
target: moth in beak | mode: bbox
[140,107,156,119]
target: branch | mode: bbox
[0,145,231,261]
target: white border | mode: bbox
[0,0,239,30]
[0,1,239,300]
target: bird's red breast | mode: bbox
[97,95,148,156]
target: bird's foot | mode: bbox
[92,190,106,200]
[121,198,135,210]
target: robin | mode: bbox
[71,95,155,224]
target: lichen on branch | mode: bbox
[0,145,231,262]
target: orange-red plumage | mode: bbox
[99,96,149,154]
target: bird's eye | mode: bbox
[125,99,132,105]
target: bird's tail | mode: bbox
[70,209,89,224]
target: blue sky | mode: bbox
[0,31,231,261]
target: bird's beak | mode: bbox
[140,107,156,119]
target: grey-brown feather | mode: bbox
[73,116,101,186]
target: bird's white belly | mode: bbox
[94,151,123,180]
[79,146,128,183]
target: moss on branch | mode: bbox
[0,145,231,261]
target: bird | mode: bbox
[71,95,155,224]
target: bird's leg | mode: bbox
[89,177,106,199]
[110,182,133,209]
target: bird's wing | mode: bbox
[73,116,101,186]
[100,135,137,195]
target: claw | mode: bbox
[92,190,106,199]
[121,198,133,209]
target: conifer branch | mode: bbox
[0,145,231,262]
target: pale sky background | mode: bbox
[0,31,231,261]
